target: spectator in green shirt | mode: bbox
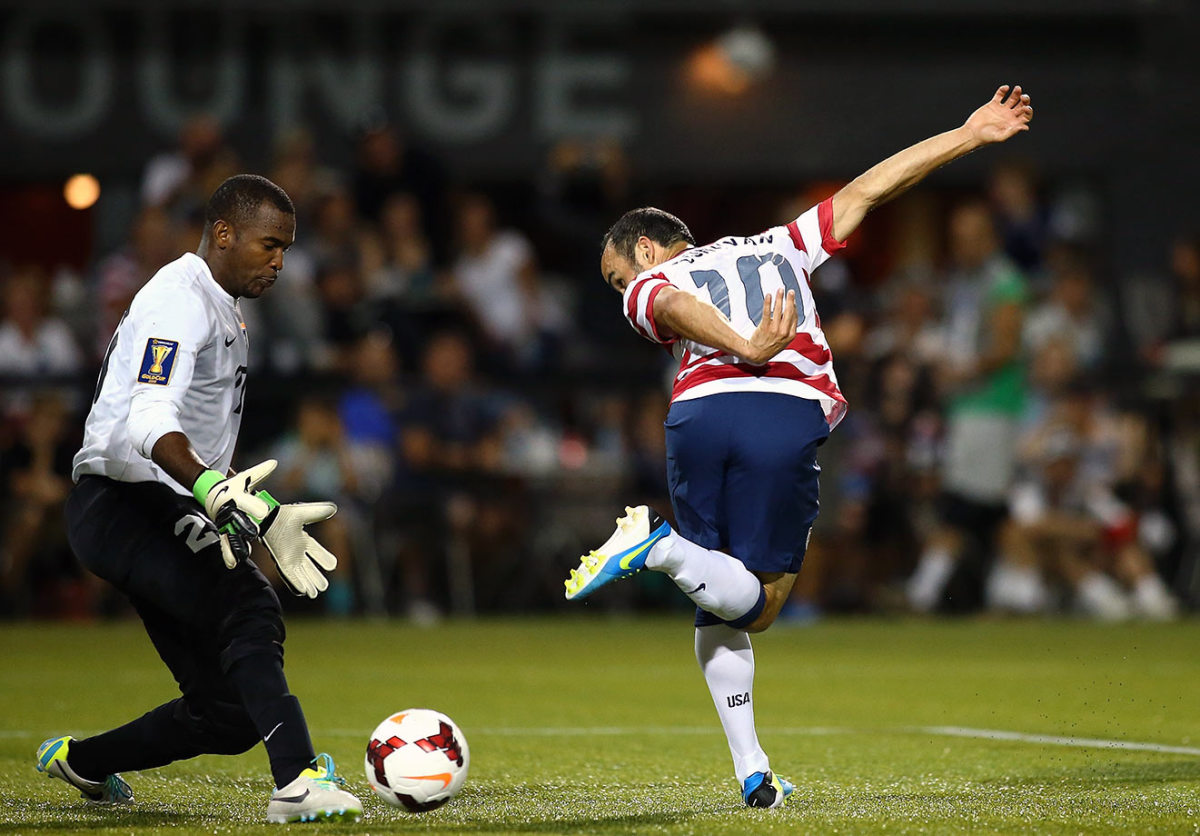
[908,200,1028,612]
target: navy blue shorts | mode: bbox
[665,392,828,577]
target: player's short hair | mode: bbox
[204,174,294,229]
[601,207,695,264]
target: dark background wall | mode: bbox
[1,0,1197,273]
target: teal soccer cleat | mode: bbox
[564,505,671,601]
[36,736,133,804]
[742,770,793,808]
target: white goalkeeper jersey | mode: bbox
[73,253,249,497]
[623,197,848,428]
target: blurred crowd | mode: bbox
[2,116,1198,622]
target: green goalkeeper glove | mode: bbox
[192,460,276,569]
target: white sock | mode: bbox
[1132,574,1178,620]
[695,624,769,781]
[986,561,1049,613]
[647,532,763,622]
[1077,572,1132,621]
[906,548,954,612]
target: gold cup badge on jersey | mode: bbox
[138,337,180,385]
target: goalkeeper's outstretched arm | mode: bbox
[829,84,1033,242]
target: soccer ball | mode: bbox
[365,709,470,812]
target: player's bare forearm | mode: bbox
[830,85,1033,242]
[831,127,978,241]
[150,431,210,490]
[653,286,797,365]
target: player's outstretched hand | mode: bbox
[965,85,1033,145]
[742,289,798,365]
[259,501,339,599]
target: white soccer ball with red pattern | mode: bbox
[365,709,470,812]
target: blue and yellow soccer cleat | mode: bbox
[36,736,133,805]
[742,770,794,809]
[564,505,671,601]
[266,752,363,824]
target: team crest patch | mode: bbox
[138,338,179,385]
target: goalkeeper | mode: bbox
[38,175,361,824]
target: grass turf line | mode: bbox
[1,617,1197,834]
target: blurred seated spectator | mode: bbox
[988,428,1177,620]
[0,394,89,617]
[263,395,389,614]
[91,207,179,359]
[141,114,239,213]
[305,185,369,268]
[361,192,437,306]
[385,330,520,617]
[338,330,402,449]
[353,122,449,258]
[0,269,83,419]
[627,390,670,504]
[268,127,340,229]
[359,193,457,366]
[864,275,946,371]
[316,259,375,372]
[449,192,568,370]
[400,330,504,475]
[1024,244,1110,372]
[1121,231,1200,367]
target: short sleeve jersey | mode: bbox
[73,253,250,496]
[622,197,848,428]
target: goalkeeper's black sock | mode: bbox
[227,654,316,788]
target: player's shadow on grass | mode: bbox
[985,759,1200,786]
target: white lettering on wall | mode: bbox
[2,9,114,138]
[138,9,246,134]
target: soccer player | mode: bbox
[36,175,362,823]
[565,85,1034,807]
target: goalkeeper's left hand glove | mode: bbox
[256,492,339,599]
[192,461,276,569]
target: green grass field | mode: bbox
[1,616,1197,834]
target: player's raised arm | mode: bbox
[829,85,1033,242]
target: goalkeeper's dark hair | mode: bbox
[601,207,695,264]
[204,174,294,228]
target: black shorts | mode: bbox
[65,476,284,675]
[937,491,1008,544]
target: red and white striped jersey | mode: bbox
[622,197,848,428]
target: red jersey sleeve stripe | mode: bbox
[642,280,673,344]
[786,220,807,254]
[625,280,653,339]
[817,197,848,255]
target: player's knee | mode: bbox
[743,587,788,633]
[177,697,259,754]
[201,701,260,754]
[743,610,778,633]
